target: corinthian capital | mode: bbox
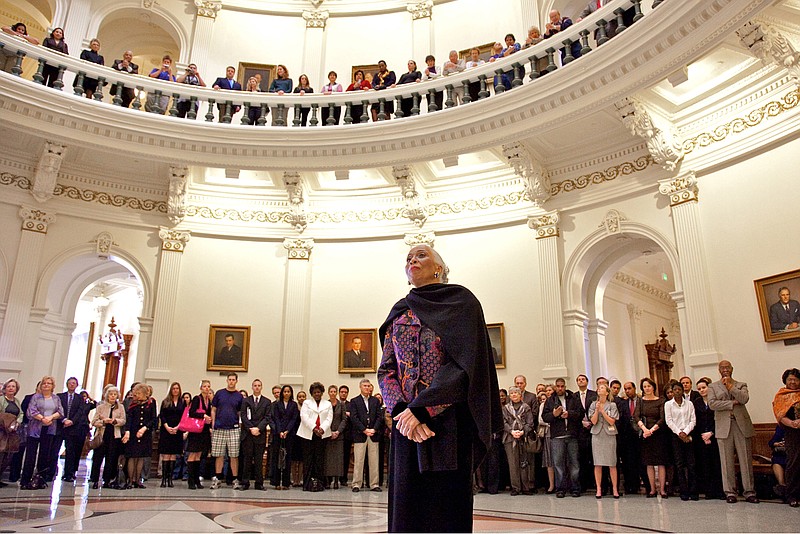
[283,238,314,260]
[159,227,191,252]
[194,0,222,18]
[616,97,683,172]
[527,210,559,239]
[502,142,551,206]
[658,171,698,206]
[407,0,433,20]
[19,205,56,233]
[302,9,329,28]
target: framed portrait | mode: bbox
[754,269,800,342]
[459,42,495,61]
[237,62,276,92]
[207,325,251,372]
[352,64,380,86]
[339,328,378,373]
[487,322,506,369]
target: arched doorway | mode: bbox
[562,216,684,385]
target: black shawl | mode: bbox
[379,283,502,467]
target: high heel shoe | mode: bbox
[660,492,668,499]
[596,494,602,499]
[167,478,173,488]
[646,492,656,498]
[613,493,620,499]
[91,481,99,489]
[333,480,339,489]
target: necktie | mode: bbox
[67,393,73,416]
[786,305,790,312]
[229,79,233,89]
[629,398,634,414]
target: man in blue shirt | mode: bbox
[210,372,244,489]
[145,54,175,114]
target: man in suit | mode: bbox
[343,337,371,369]
[514,375,539,492]
[620,381,648,495]
[338,385,352,487]
[679,376,701,402]
[55,377,92,483]
[212,66,243,122]
[239,379,271,491]
[769,287,800,333]
[216,334,242,366]
[350,379,383,492]
[707,359,759,504]
[111,50,139,108]
[575,374,597,492]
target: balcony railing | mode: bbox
[0,0,652,126]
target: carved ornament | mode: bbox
[283,172,308,233]
[407,1,433,20]
[194,0,222,18]
[283,238,314,260]
[527,211,559,239]
[302,9,329,28]
[616,97,683,172]
[404,232,435,247]
[32,141,66,203]
[658,172,698,207]
[393,165,428,228]
[159,227,191,252]
[599,209,627,235]
[502,141,551,206]
[737,21,800,84]
[19,206,56,233]
[168,165,189,225]
[94,231,117,259]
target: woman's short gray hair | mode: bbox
[508,386,522,395]
[429,247,450,283]
[103,385,120,402]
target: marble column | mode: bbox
[0,206,56,377]
[407,1,434,61]
[133,317,154,393]
[190,1,222,73]
[144,228,190,395]
[302,10,329,87]
[279,238,314,388]
[57,0,92,54]
[528,211,567,380]
[658,172,721,372]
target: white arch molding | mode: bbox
[85,1,189,63]
[561,220,684,382]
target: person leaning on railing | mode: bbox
[292,74,314,127]
[345,69,371,124]
[268,64,293,126]
[320,71,343,126]
[41,27,68,88]
[175,63,206,119]
[110,50,139,108]
[75,38,104,99]
[1,23,39,74]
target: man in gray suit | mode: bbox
[343,337,371,369]
[707,359,759,503]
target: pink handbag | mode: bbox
[177,404,204,433]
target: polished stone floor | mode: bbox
[1,461,798,533]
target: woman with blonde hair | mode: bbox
[186,380,212,489]
[89,385,126,489]
[122,383,156,488]
[21,376,63,489]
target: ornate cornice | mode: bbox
[550,155,653,196]
[527,210,559,239]
[283,238,314,259]
[158,227,191,252]
[737,20,800,84]
[195,0,222,18]
[615,272,672,302]
[658,171,698,207]
[19,205,55,233]
[682,88,800,154]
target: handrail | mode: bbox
[0,0,649,125]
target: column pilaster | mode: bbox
[279,238,315,388]
[658,172,721,371]
[190,1,223,73]
[528,211,567,380]
[145,228,190,391]
[58,0,93,54]
[407,1,434,62]
[626,304,647,381]
[587,318,609,379]
[302,10,329,95]
[0,206,56,372]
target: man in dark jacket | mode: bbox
[56,377,92,483]
[239,379,271,490]
[350,379,383,492]
[542,378,583,497]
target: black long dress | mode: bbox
[269,400,300,487]
[186,395,211,453]
[378,284,502,533]
[158,400,185,455]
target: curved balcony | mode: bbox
[0,0,771,172]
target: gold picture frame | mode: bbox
[207,324,251,372]
[754,269,800,343]
[237,62,276,92]
[339,328,378,373]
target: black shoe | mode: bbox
[745,495,759,504]
[790,499,800,508]
[556,491,565,498]
[545,488,555,494]
[187,479,197,490]
[371,486,382,492]
[510,490,520,496]
[20,483,34,490]
[680,495,690,501]
[254,484,265,491]
[236,483,250,491]
[352,486,359,492]
[571,491,581,498]
[647,492,657,498]
[91,481,99,489]
[726,495,738,503]
[691,494,699,501]
[0,481,7,488]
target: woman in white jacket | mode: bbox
[298,382,333,491]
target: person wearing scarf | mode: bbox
[773,368,800,507]
[378,244,502,533]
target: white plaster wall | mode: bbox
[432,0,523,56]
[698,137,800,424]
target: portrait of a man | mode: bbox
[208,325,250,371]
[769,286,800,333]
[339,329,377,372]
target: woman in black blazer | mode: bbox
[270,385,300,489]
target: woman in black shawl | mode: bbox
[378,245,502,533]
